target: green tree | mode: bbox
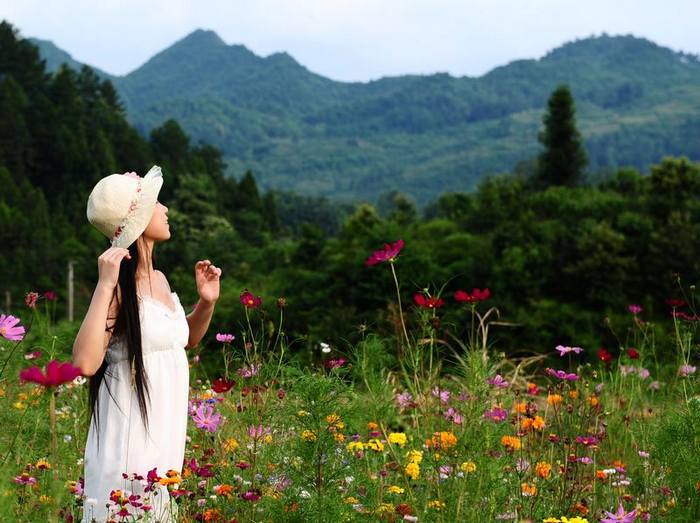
[534,85,588,188]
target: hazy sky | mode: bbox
[2,1,699,82]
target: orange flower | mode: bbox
[427,431,458,450]
[367,421,379,430]
[521,417,534,431]
[547,394,563,406]
[568,390,579,399]
[214,484,234,498]
[574,502,589,515]
[203,508,222,522]
[589,395,599,407]
[536,462,551,479]
[501,435,521,451]
[532,415,546,431]
[514,402,527,414]
[521,482,537,496]
[596,470,607,479]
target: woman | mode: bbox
[72,166,222,522]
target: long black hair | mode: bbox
[87,238,154,453]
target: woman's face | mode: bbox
[142,201,170,242]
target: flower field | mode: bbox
[0,240,698,522]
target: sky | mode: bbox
[2,1,699,83]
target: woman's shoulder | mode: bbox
[154,269,173,293]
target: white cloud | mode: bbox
[1,0,699,81]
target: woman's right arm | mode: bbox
[72,247,131,376]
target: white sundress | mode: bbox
[81,291,190,523]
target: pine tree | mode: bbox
[535,85,588,187]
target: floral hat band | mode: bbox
[86,166,164,249]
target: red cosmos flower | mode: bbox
[43,290,57,301]
[454,288,491,303]
[665,298,686,308]
[413,292,445,309]
[364,239,404,267]
[597,347,613,364]
[19,359,82,387]
[212,377,236,393]
[626,348,639,359]
[240,289,262,309]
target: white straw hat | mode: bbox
[86,165,164,248]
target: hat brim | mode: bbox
[111,166,164,248]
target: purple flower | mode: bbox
[554,345,583,356]
[515,457,530,473]
[216,333,235,343]
[431,386,451,404]
[487,374,509,388]
[546,368,579,381]
[247,424,271,440]
[678,364,697,377]
[191,404,222,432]
[438,465,453,478]
[240,489,261,502]
[577,456,593,464]
[648,380,660,391]
[483,406,508,423]
[324,358,347,370]
[575,435,599,446]
[395,391,414,410]
[620,365,636,377]
[601,503,637,523]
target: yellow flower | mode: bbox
[536,462,552,479]
[367,421,379,430]
[301,430,317,442]
[263,434,273,444]
[405,462,420,480]
[347,441,364,452]
[345,496,359,504]
[428,500,445,510]
[388,432,407,447]
[13,401,26,410]
[543,518,561,523]
[406,450,423,464]
[18,392,28,401]
[36,459,51,470]
[39,495,52,503]
[387,485,404,494]
[521,482,537,497]
[297,410,310,417]
[460,461,477,473]
[365,438,384,452]
[333,432,345,443]
[159,470,181,486]
[375,503,394,514]
[561,517,589,523]
[223,438,239,452]
[501,435,521,451]
[326,413,344,427]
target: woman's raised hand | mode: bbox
[97,246,131,289]
[194,259,221,304]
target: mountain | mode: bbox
[31,30,700,206]
[28,37,114,80]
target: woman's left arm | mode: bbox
[185,259,222,348]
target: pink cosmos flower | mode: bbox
[19,359,82,387]
[215,333,235,343]
[395,391,415,410]
[431,386,450,404]
[240,489,261,502]
[601,503,637,523]
[444,407,462,425]
[364,239,404,267]
[678,364,697,377]
[191,404,222,432]
[546,368,579,381]
[0,314,25,341]
[237,363,261,378]
[24,350,41,360]
[487,374,509,388]
[324,358,347,370]
[554,345,583,356]
[247,425,271,440]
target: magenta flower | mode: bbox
[240,289,262,309]
[215,333,235,343]
[13,473,37,485]
[628,304,642,315]
[487,374,509,388]
[554,345,583,356]
[240,489,261,502]
[43,290,57,301]
[444,407,462,425]
[395,391,415,410]
[454,288,491,303]
[575,435,599,446]
[483,406,508,423]
[0,314,25,341]
[324,357,347,370]
[546,368,579,381]
[19,359,82,387]
[191,404,222,432]
[364,239,404,266]
[601,503,637,523]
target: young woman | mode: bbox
[72,166,222,522]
